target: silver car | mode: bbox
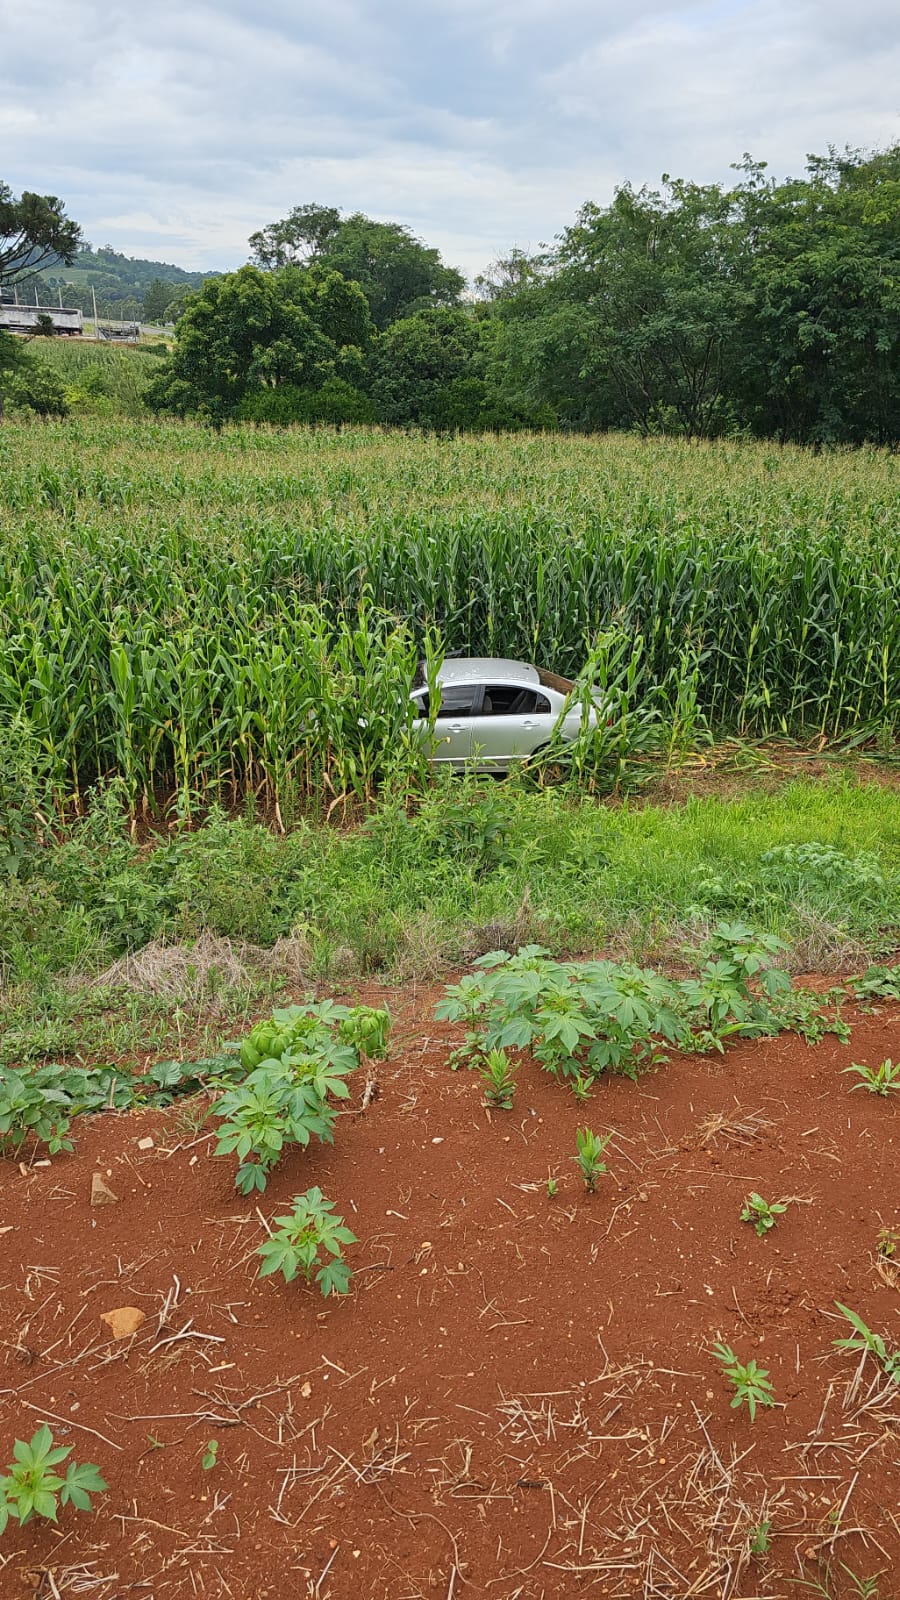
[411,657,594,771]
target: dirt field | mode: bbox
[1,988,898,1600]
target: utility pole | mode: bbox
[91,285,99,336]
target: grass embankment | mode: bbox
[2,775,898,1070]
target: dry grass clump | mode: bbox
[91,930,311,1003]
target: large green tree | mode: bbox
[491,145,899,442]
[248,204,342,269]
[249,207,465,329]
[369,306,539,430]
[499,178,750,435]
[0,182,81,288]
[1,181,80,419]
[736,147,900,443]
[142,278,177,324]
[145,263,373,423]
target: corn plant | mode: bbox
[257,1187,357,1297]
[574,1127,612,1192]
[477,1048,517,1109]
[1,426,898,816]
[842,1058,900,1097]
[741,1192,789,1237]
[713,1343,776,1420]
[0,1427,106,1533]
[832,1304,900,1384]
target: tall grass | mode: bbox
[25,341,165,418]
[0,419,896,812]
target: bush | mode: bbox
[7,362,68,418]
[239,378,375,427]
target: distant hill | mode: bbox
[25,246,220,322]
[52,246,213,296]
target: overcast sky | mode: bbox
[3,0,898,280]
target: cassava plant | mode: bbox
[257,1187,357,1297]
[712,1343,776,1420]
[214,1001,389,1193]
[0,1427,106,1533]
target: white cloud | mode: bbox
[1,0,897,278]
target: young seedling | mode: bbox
[574,1127,612,1192]
[546,1176,559,1198]
[712,1342,776,1420]
[256,1187,357,1298]
[741,1192,789,1237]
[0,1426,106,1533]
[477,1049,517,1109]
[842,1058,900,1097]
[749,1519,772,1555]
[876,1225,899,1260]
[833,1303,900,1384]
[201,1440,218,1471]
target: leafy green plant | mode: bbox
[256,1187,357,1297]
[741,1192,789,1237]
[201,1440,218,1471]
[0,1426,106,1533]
[546,1176,559,1198]
[748,1519,772,1555]
[338,1005,391,1060]
[0,1066,76,1157]
[832,1303,900,1384]
[574,1127,612,1192]
[768,986,851,1045]
[712,1342,776,1419]
[850,965,900,1003]
[876,1225,899,1259]
[214,1001,385,1193]
[212,1066,344,1195]
[477,1048,517,1109]
[842,1058,900,1097]
[436,925,793,1092]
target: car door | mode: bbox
[470,685,556,767]
[413,684,483,766]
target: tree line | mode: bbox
[3,145,899,441]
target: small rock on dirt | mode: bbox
[100,1306,146,1339]
[91,1173,119,1206]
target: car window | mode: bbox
[416,685,481,719]
[480,686,552,715]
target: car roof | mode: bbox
[436,657,539,686]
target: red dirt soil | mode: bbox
[1,990,898,1600]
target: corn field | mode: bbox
[0,418,897,812]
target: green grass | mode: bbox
[2,775,897,1069]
